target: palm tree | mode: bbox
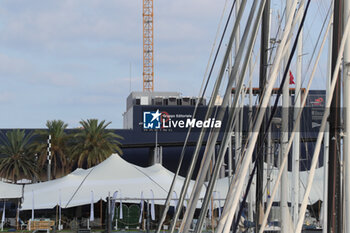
[33,120,70,179]
[0,129,38,183]
[70,119,123,168]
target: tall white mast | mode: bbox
[343,0,350,232]
[234,0,241,182]
[215,0,300,231]
[228,49,233,184]
[281,0,292,231]
[292,1,303,226]
[266,8,273,225]
[322,14,332,233]
[248,57,254,225]
[295,13,350,232]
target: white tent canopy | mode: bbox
[0,181,22,199]
[20,154,226,210]
[247,164,324,204]
[0,153,324,210]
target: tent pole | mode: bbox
[146,200,150,233]
[55,205,58,228]
[100,200,102,229]
[16,201,19,231]
[108,192,111,233]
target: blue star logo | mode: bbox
[143,110,161,129]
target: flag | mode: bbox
[172,191,178,212]
[214,191,222,217]
[90,191,94,221]
[111,191,118,221]
[2,201,5,226]
[119,192,123,219]
[139,192,144,223]
[289,71,295,84]
[31,191,34,221]
[59,190,62,227]
[208,195,212,220]
[184,194,189,208]
[150,190,155,221]
[16,207,19,223]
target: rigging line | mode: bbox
[65,167,95,208]
[298,173,319,217]
[305,0,332,77]
[155,0,237,231]
[293,0,332,127]
[315,0,327,19]
[199,0,232,101]
[200,0,237,101]
[303,0,327,47]
[292,1,331,152]
[313,0,326,16]
[302,1,319,36]
[232,0,312,232]
[267,8,286,72]
[132,166,168,193]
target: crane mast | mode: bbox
[142,0,154,92]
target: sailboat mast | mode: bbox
[322,13,332,233]
[234,0,241,193]
[292,2,303,226]
[281,0,292,231]
[257,0,270,230]
[228,44,233,184]
[328,0,343,232]
[248,55,254,225]
[343,0,350,231]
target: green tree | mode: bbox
[33,120,70,179]
[0,129,38,183]
[71,119,123,168]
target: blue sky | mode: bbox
[0,0,330,128]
